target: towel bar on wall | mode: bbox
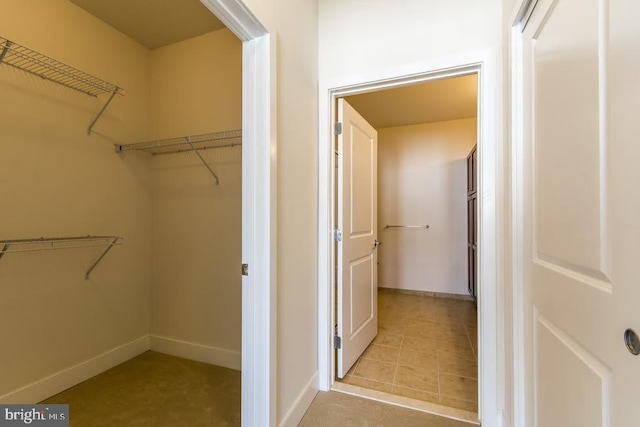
[384,224,430,229]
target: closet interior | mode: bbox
[0,0,242,423]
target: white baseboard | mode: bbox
[378,287,474,300]
[0,335,241,404]
[278,371,318,427]
[149,335,241,371]
[0,336,150,404]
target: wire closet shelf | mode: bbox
[0,235,124,280]
[115,129,242,156]
[115,130,242,186]
[0,36,124,134]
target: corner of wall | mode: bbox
[149,335,241,371]
[277,371,318,427]
[0,336,149,404]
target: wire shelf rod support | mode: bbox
[84,237,120,280]
[185,136,220,186]
[0,40,11,64]
[87,88,119,135]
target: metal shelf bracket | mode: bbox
[84,236,120,280]
[185,136,220,186]
[87,88,121,136]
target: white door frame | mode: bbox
[318,51,503,426]
[508,1,552,425]
[200,1,276,426]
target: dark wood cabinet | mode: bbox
[467,145,477,301]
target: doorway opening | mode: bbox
[318,58,501,426]
[333,74,479,420]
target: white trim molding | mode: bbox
[200,0,266,41]
[509,1,538,426]
[317,50,504,427]
[241,32,278,427]
[200,1,276,425]
[149,335,241,371]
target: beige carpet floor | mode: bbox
[299,391,477,427]
[41,351,241,426]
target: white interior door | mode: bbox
[521,0,640,425]
[336,98,378,378]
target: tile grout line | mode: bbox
[390,332,404,391]
[465,324,478,362]
[344,355,361,380]
[436,340,442,403]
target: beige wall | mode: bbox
[319,0,502,82]
[268,1,320,423]
[0,0,152,396]
[378,119,477,295]
[150,30,242,137]
[149,29,243,356]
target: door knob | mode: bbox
[624,328,640,355]
[374,240,382,248]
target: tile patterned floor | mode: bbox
[300,391,477,427]
[339,290,478,413]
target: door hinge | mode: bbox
[333,229,342,242]
[334,122,342,136]
[334,335,342,349]
[241,263,249,276]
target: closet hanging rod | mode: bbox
[0,235,124,280]
[384,224,430,229]
[0,36,124,135]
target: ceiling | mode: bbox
[344,74,477,129]
[65,0,475,127]
[69,0,227,49]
